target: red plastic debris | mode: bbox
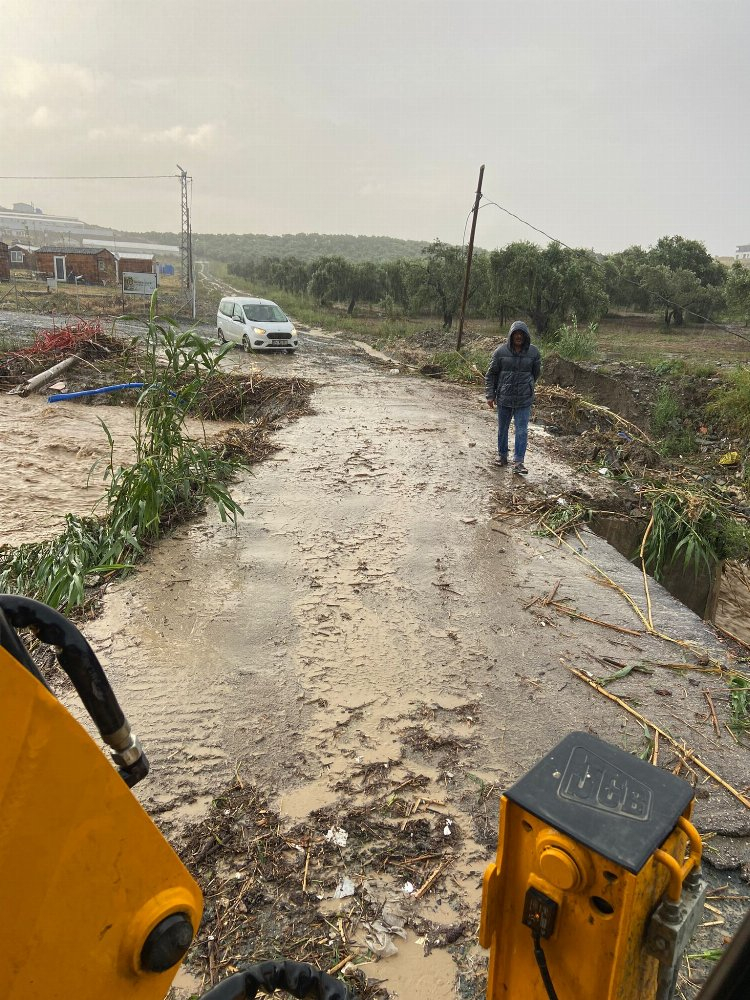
[10,320,104,357]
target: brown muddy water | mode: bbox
[0,392,230,546]
[4,326,749,999]
[716,560,750,647]
[0,393,137,545]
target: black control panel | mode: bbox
[506,731,694,873]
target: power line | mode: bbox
[479,193,750,345]
[461,204,475,250]
[0,174,179,180]
[479,197,566,250]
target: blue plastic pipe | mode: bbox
[48,383,177,402]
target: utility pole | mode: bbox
[456,164,485,353]
[177,164,195,318]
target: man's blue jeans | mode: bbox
[497,405,530,463]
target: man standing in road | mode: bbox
[485,320,541,475]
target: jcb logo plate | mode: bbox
[558,746,652,821]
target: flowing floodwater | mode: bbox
[0,392,229,546]
[0,394,135,545]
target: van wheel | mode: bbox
[217,327,226,344]
[242,335,251,353]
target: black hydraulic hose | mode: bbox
[532,931,559,1000]
[198,961,353,999]
[696,903,750,1000]
[0,605,50,689]
[0,594,148,786]
[0,594,126,734]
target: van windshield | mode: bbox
[243,303,287,323]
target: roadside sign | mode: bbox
[122,272,157,296]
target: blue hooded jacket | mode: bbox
[485,320,541,409]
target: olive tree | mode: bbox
[603,246,652,312]
[421,240,466,329]
[725,261,750,326]
[307,256,352,305]
[489,241,609,337]
[649,235,726,289]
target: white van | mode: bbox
[217,296,298,353]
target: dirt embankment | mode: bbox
[533,356,750,641]
[542,355,654,427]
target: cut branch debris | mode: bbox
[414,857,453,900]
[565,662,750,810]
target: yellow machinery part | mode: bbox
[0,644,203,999]
[480,795,695,1000]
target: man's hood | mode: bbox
[506,320,531,351]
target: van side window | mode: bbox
[220,300,233,316]
[233,305,245,321]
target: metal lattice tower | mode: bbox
[177,164,193,293]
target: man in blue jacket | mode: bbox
[485,320,541,475]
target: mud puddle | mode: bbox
[362,936,457,998]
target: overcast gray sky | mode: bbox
[1,0,747,255]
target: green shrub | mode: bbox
[0,515,130,613]
[706,367,750,439]
[652,393,698,455]
[660,430,697,457]
[551,316,599,361]
[686,362,720,378]
[642,485,750,580]
[429,349,491,382]
[645,358,718,379]
[647,358,687,376]
[729,674,750,735]
[650,387,681,437]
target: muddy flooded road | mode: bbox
[4,313,748,998]
[66,329,745,997]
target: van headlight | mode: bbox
[290,327,296,336]
[253,327,266,336]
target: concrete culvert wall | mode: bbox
[590,513,722,620]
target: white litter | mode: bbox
[362,897,408,957]
[325,826,349,847]
[334,876,356,899]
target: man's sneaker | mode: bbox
[513,462,528,475]
[494,456,508,467]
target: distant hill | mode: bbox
[114,230,430,264]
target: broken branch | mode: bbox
[565,663,750,810]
